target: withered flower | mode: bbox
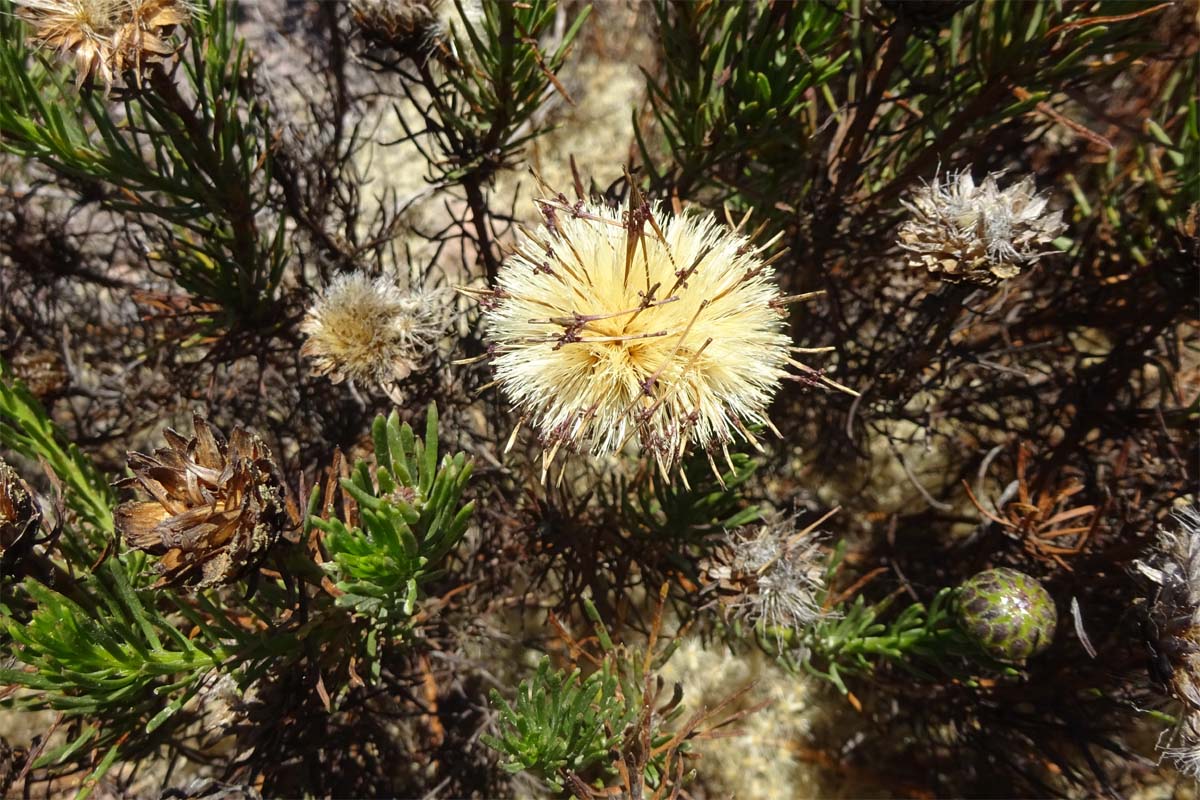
[898,167,1065,285]
[701,513,835,639]
[1136,505,1200,775]
[0,460,41,579]
[300,272,454,403]
[15,0,192,91]
[114,416,286,589]
[350,0,443,57]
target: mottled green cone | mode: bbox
[955,568,1057,662]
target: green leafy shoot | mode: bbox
[437,0,591,179]
[0,359,112,551]
[482,656,634,793]
[607,446,761,547]
[765,546,1019,694]
[485,587,755,796]
[0,0,287,327]
[312,404,474,631]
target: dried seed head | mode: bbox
[1163,712,1200,779]
[0,460,41,578]
[1137,505,1200,756]
[1138,505,1200,635]
[300,272,454,403]
[350,0,443,56]
[478,195,803,477]
[898,168,1066,285]
[114,416,286,589]
[15,0,193,91]
[702,517,832,636]
[1146,500,1200,587]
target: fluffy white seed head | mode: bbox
[478,195,800,477]
[898,167,1066,285]
[300,272,452,402]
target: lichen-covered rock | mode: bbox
[955,567,1057,661]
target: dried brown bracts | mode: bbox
[114,416,286,589]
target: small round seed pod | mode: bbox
[955,567,1056,661]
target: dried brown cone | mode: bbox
[15,0,192,91]
[114,416,286,589]
[350,0,443,58]
[0,460,41,579]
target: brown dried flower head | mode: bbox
[898,167,1066,285]
[350,0,443,56]
[0,460,41,578]
[1136,506,1200,775]
[15,0,192,90]
[114,416,286,589]
[701,512,835,638]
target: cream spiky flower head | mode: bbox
[898,167,1066,285]
[15,0,192,91]
[300,271,454,403]
[470,186,853,481]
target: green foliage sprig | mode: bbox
[0,366,239,795]
[638,0,845,203]
[0,0,287,327]
[484,588,750,797]
[311,405,474,641]
[794,585,1016,695]
[0,360,113,545]
[606,447,761,546]
[429,0,591,182]
[639,1,1172,225]
[483,656,635,793]
[741,544,1019,695]
[383,0,590,279]
[1068,53,1198,271]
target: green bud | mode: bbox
[955,568,1057,662]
